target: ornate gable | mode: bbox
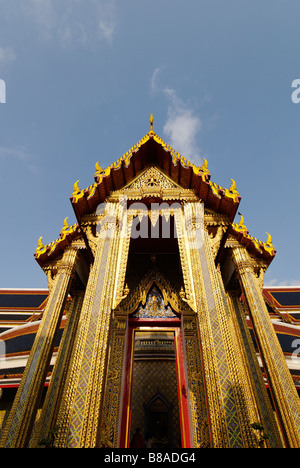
[107,165,198,203]
[127,166,177,190]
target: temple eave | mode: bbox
[34,225,82,267]
[228,224,276,264]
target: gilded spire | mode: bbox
[150,113,154,132]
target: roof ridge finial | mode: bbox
[150,112,154,132]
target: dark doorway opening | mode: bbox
[144,392,174,448]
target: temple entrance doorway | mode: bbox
[129,330,179,448]
[120,322,191,448]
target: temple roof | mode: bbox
[34,219,82,266]
[34,116,276,266]
[70,125,241,222]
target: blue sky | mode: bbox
[0,0,299,288]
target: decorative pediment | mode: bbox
[126,166,178,191]
[114,269,193,316]
[108,165,198,202]
[132,285,178,319]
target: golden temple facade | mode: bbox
[0,116,300,448]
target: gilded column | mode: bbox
[30,290,84,447]
[176,203,258,447]
[0,247,78,448]
[226,291,283,448]
[55,202,129,448]
[232,245,300,448]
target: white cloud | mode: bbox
[0,145,29,161]
[2,0,117,47]
[163,87,202,164]
[265,278,300,287]
[97,2,117,43]
[0,79,6,104]
[149,67,204,164]
[0,47,16,65]
[0,145,39,174]
[150,67,164,94]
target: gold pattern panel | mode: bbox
[183,316,210,448]
[99,317,127,448]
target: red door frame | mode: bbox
[118,317,192,448]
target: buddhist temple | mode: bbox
[0,115,300,448]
